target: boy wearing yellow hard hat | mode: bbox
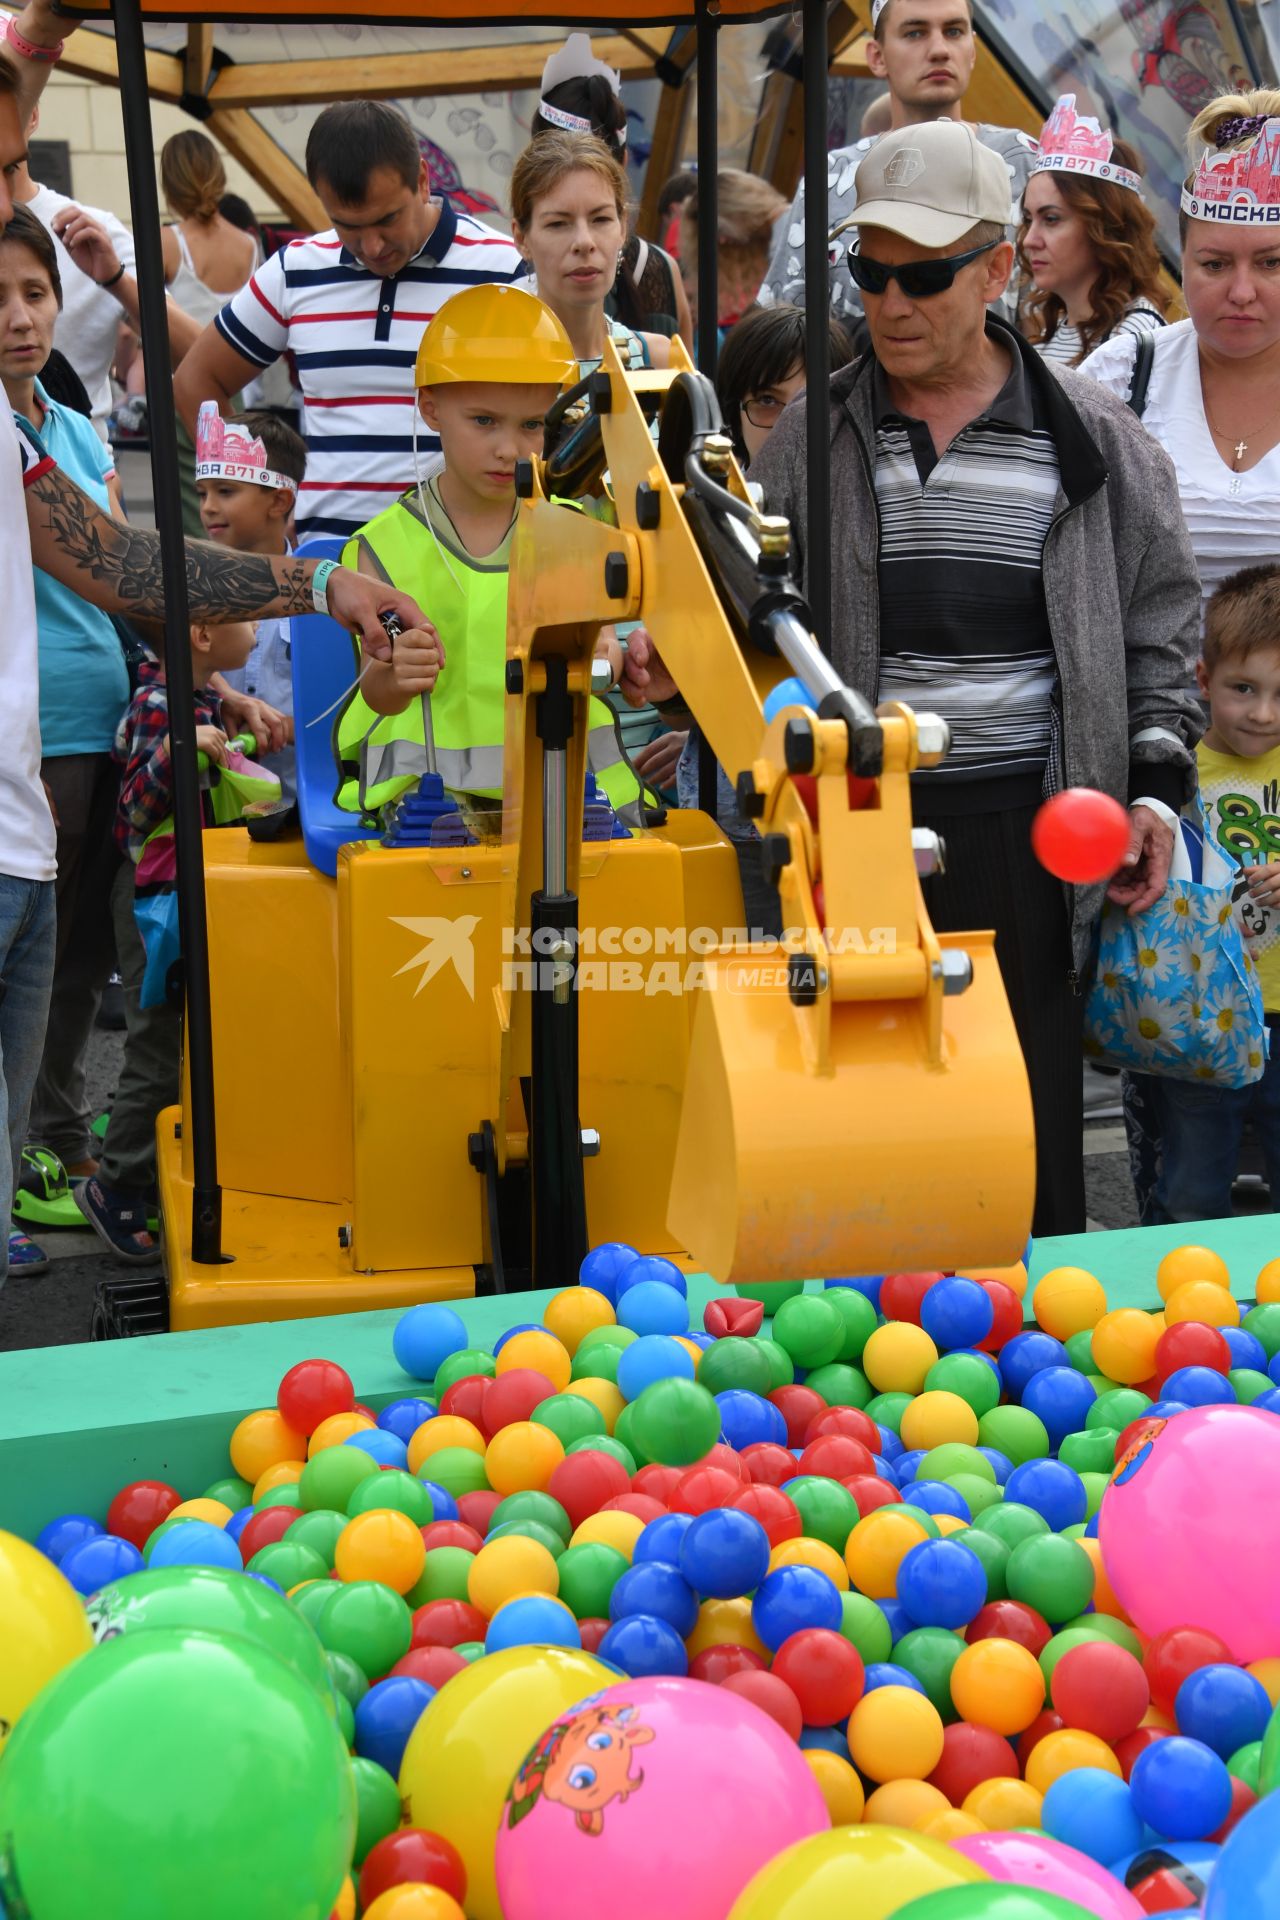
[336,283,639,823]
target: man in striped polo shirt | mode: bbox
[175,101,526,541]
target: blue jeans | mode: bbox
[1147,1014,1280,1223]
[0,873,56,1284]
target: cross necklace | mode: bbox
[1204,407,1251,470]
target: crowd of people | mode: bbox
[3,0,1280,1297]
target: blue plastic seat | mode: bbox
[290,535,380,876]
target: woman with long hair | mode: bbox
[1019,95,1168,367]
[678,169,789,340]
[160,130,259,329]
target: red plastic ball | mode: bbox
[480,1368,555,1435]
[842,1474,903,1517]
[689,1644,768,1685]
[767,1387,827,1449]
[456,1490,502,1537]
[879,1272,942,1326]
[420,1521,484,1555]
[1116,1414,1168,1463]
[277,1358,354,1437]
[237,1503,300,1562]
[1114,1725,1170,1781]
[631,1464,684,1504]
[977,1282,1024,1353]
[600,1494,667,1524]
[1211,1774,1258,1842]
[1154,1321,1231,1385]
[927,1721,1019,1806]
[704,1297,764,1339]
[579,1617,611,1655]
[352,1403,376,1423]
[1051,1641,1149,1744]
[771,1628,865,1726]
[359,1829,467,1910]
[1016,1708,1067,1767]
[439,1376,490,1430]
[106,1480,181,1552]
[798,1435,875,1480]
[720,1669,804,1741]
[803,1406,881,1452]
[728,1484,803,1548]
[548,1451,630,1528]
[965,1600,1052,1657]
[390,1645,468,1689]
[1144,1625,1237,1717]
[411,1599,488,1650]
[740,1443,801,1488]
[697,1443,748,1483]
[670,1466,743,1516]
[1032,788,1132,883]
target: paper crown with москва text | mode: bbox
[538,33,625,147]
[1032,95,1143,196]
[1182,117,1280,225]
[195,400,291,490]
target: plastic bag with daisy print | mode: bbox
[1083,814,1268,1089]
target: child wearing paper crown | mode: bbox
[1142,563,1280,1224]
[75,409,292,1264]
[335,283,639,827]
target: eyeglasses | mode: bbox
[845,237,999,298]
[742,390,802,430]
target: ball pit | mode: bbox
[8,1239,1280,1916]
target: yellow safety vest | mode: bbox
[335,493,641,825]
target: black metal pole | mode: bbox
[802,0,832,654]
[114,0,222,1262]
[695,0,719,816]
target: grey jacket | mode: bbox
[750,320,1205,968]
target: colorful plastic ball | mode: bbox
[104,1481,181,1552]
[1006,1535,1094,1625]
[597,1612,689,1677]
[921,1279,995,1353]
[484,1595,581,1654]
[577,1242,638,1305]
[1020,1372,1097,1453]
[1091,1309,1161,1387]
[926,1720,1019,1805]
[1156,1242,1231,1299]
[615,1253,687,1299]
[1039,1766,1143,1866]
[483,1422,565,1498]
[1130,1734,1233,1840]
[36,1513,104,1566]
[1050,1640,1149,1743]
[863,1323,940,1395]
[359,1827,469,1911]
[393,1305,468,1382]
[145,1520,240,1573]
[1157,1365,1235,1407]
[342,1429,406,1471]
[229,1408,308,1485]
[1164,1280,1240,1329]
[900,1392,980,1452]
[628,1377,720,1466]
[677,1507,771,1599]
[752,1564,843,1651]
[716,1389,784,1451]
[615,1280,689,1339]
[569,1510,645,1560]
[773,1627,865,1725]
[1155,1319,1231,1383]
[1176,1664,1272,1759]
[770,1293,843,1369]
[897,1539,988,1631]
[57,1533,143,1594]
[924,1354,1002,1422]
[317,1581,413,1680]
[1024,1727,1122,1797]
[865,1660,926,1696]
[362,1889,466,1920]
[353,1674,434,1778]
[547,1449,631,1529]
[493,1330,571,1393]
[1032,787,1131,883]
[950,1637,1046,1735]
[615,1334,695,1402]
[999,1333,1071,1400]
[846,1507,932,1599]
[609,1559,698,1637]
[804,1748,866,1825]
[334,1511,425,1595]
[1004,1459,1088,1532]
[847,1685,946,1781]
[376,1397,435,1445]
[467,1536,559,1618]
[542,1286,615,1357]
[729,1825,989,1919]
[1033,1267,1107,1341]
[277,1357,354,1437]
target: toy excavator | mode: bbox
[119,338,1034,1334]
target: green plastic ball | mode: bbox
[804,1363,872,1409]
[454,1640,485,1663]
[609,1406,648,1469]
[974,1502,1049,1551]
[421,1447,490,1498]
[532,1393,607,1448]
[822,1288,879,1362]
[431,1349,495,1398]
[351,1754,401,1864]
[246,1541,328,1589]
[924,1353,1001,1419]
[334,1690,355,1747]
[314,1581,412,1680]
[346,1469,432,1525]
[577,1325,637,1355]
[486,1519,565,1559]
[946,1474,1004,1517]
[406,1546,475,1607]
[255,1485,304,1512]
[839,1590,893,1665]
[865,1392,912,1434]
[696,1337,774,1397]
[1063,1330,1097,1373]
[299,1446,380,1514]
[325,1649,368,1708]
[488,1491,572,1543]
[556,1542,630,1619]
[977,1405,1050,1465]
[1229,1740,1263,1792]
[571,1345,623,1385]
[1087,1388,1151,1432]
[1229,1368,1271,1405]
[285,1510,347,1570]
[1006,1534,1094,1625]
[918,1443,995,1487]
[629,1377,721,1466]
[565,1433,637,1476]
[1041,1625,1116,1691]
[203,1476,253,1509]
[1061,1612,1142,1659]
[955,1525,1010,1601]
[1244,1303,1280,1359]
[753,1338,796,1389]
[895,1504,942,1539]
[1057,1428,1118,1476]
[292,1581,338,1633]
[785,1476,860,1553]
[892,1625,964,1720]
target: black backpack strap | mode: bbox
[1127,332,1156,419]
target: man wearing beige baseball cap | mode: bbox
[746,118,1205,1238]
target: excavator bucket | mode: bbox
[667,929,1035,1286]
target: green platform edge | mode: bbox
[3,1215,1278,1541]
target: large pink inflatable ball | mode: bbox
[951,1832,1144,1920]
[1097,1407,1280,1663]
[494,1675,829,1920]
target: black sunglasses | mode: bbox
[845,237,999,299]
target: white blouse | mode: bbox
[1080,318,1280,620]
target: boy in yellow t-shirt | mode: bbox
[1149,562,1280,1223]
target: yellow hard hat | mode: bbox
[414,284,576,388]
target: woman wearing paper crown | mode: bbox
[1019,95,1168,368]
[334,284,641,827]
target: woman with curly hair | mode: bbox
[1019,95,1167,368]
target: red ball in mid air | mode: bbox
[1031,788,1131,883]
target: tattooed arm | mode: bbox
[25,460,427,650]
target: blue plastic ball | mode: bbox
[353,1676,434,1778]
[871,1456,898,1483]
[246,1572,285,1595]
[59,1533,144,1594]
[392,1303,468,1381]
[1269,1349,1280,1388]
[1144,1399,1190,1421]
[1131,1736,1233,1841]
[1203,1793,1280,1919]
[716,1390,786,1451]
[1161,1366,1237,1408]
[1004,1458,1088,1532]
[485,1594,582,1654]
[1001,1331,1071,1399]
[345,1428,408,1469]
[894,1449,927,1484]
[598,1613,689,1677]
[863,1661,926,1695]
[1042,1767,1143,1866]
[798,1724,851,1757]
[878,1597,913,1643]
[763,675,818,723]
[608,1559,699,1637]
[416,1480,460,1522]
[579,1241,639,1305]
[1222,1327,1268,1372]
[633,1512,694,1566]
[616,1255,687,1299]
[1175,1663,1272,1759]
[224,1506,255,1544]
[827,1275,884,1312]
[751,1565,843,1650]
[148,1520,242,1572]
[877,1427,905,1464]
[616,1281,689,1338]
[977,1447,1014,1486]
[376,1397,436,1444]
[896,1538,987,1629]
[616,1334,695,1402]
[920,1277,994,1352]
[492,1321,542,1356]
[678,1509,771,1599]
[1254,1387,1280,1416]
[35,1513,104,1566]
[1021,1368,1098,1450]
[908,1480,971,1522]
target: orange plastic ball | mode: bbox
[1256,1259,1280,1305]
[252,1462,305,1503]
[1032,1267,1107,1341]
[963,1777,1043,1829]
[331,1878,356,1920]
[495,1329,572,1392]
[950,1638,1046,1736]
[334,1509,426,1594]
[1077,1537,1128,1621]
[921,1810,987,1841]
[899,1391,979,1452]
[1247,1659,1280,1706]
[168,1498,233,1527]
[407,1415,486,1475]
[542,1286,615,1355]
[957,1263,1028,1301]
[846,1509,931,1600]
[686,1596,769,1660]
[230,1407,308,1483]
[361,1889,467,1920]
[1157,1243,1231,1300]
[467,1535,559,1617]
[568,1511,644,1560]
[804,1749,865,1825]
[864,1780,951,1828]
[847,1688,946,1782]
[1090,1309,1161,1387]
[308,1411,375,1457]
[484,1421,565,1496]
[862,1323,939,1395]
[1025,1727,1121,1794]
[769,1537,850,1591]
[563,1378,623,1431]
[1163,1280,1240,1329]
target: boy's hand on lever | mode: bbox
[391,621,445,696]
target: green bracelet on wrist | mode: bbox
[310,558,338,616]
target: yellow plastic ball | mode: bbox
[803,1748,865,1825]
[864,1780,952,1828]
[1163,1279,1240,1329]
[1158,1243,1231,1300]
[848,1687,946,1782]
[468,1535,559,1617]
[686,1596,769,1660]
[542,1285,615,1356]
[334,1509,426,1594]
[361,1884,468,1919]
[484,1421,565,1495]
[407,1415,486,1475]
[769,1536,850,1591]
[935,1515,969,1538]
[673,1336,704,1368]
[921,1809,987,1841]
[726,1827,987,1920]
[1247,1658,1280,1705]
[230,1407,308,1482]
[307,1411,374,1457]
[563,1377,623,1432]
[950,1637,1046,1735]
[331,1876,356,1920]
[963,1777,1043,1830]
[0,1530,94,1755]
[252,1462,305,1503]
[845,1508,930,1600]
[1256,1258,1280,1305]
[1025,1727,1121,1794]
[1090,1308,1161,1386]
[899,1390,979,1451]
[169,1497,234,1527]
[495,1329,572,1392]
[1032,1266,1107,1340]
[568,1510,644,1560]
[862,1322,939,1395]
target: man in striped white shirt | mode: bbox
[175,102,527,541]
